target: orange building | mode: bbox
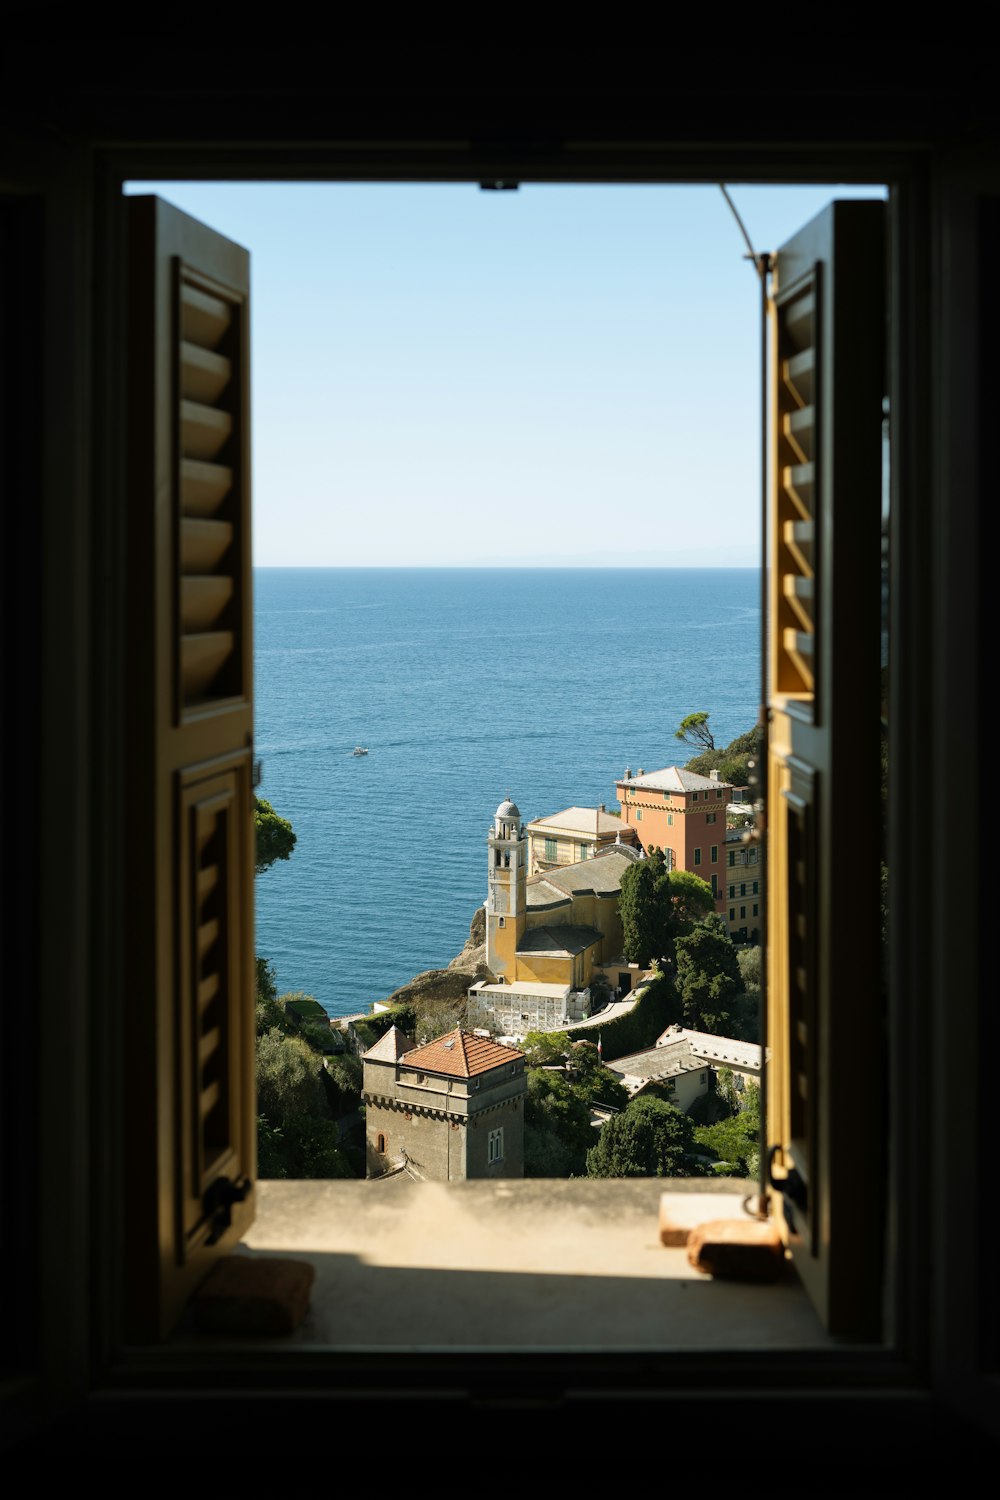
[614,766,733,918]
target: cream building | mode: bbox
[525,804,638,875]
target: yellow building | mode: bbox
[479,796,643,1033]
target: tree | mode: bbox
[585,1095,705,1177]
[523,1068,595,1177]
[619,857,662,966]
[566,1041,630,1110]
[254,796,297,875]
[694,1079,761,1177]
[682,723,764,786]
[674,711,715,751]
[673,913,743,1034]
[255,1024,354,1178]
[256,1027,327,1124]
[520,1030,573,1068]
[737,945,762,991]
[619,853,715,968]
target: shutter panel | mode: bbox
[124,197,255,1340]
[766,201,885,1337]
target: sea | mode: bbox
[254,568,760,1019]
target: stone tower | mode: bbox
[485,796,527,979]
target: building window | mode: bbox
[752,903,759,917]
[498,916,505,928]
[544,837,557,862]
[488,1127,504,1164]
[699,1072,707,1083]
[711,874,718,896]
[706,812,717,825]
[692,792,699,802]
[710,845,718,862]
[635,809,642,821]
[729,908,736,922]
[740,882,746,897]
[740,905,746,919]
[376,1133,387,1154]
[716,789,723,799]
[728,850,735,867]
[752,880,759,895]
[694,848,702,865]
[667,813,673,825]
[579,843,589,860]
[729,884,735,899]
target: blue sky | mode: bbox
[127,181,885,567]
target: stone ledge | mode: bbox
[170,1178,843,1352]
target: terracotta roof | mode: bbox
[402,1027,524,1079]
[363,1025,418,1062]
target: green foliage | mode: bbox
[256,955,278,1004]
[674,914,743,1034]
[675,711,715,751]
[566,1041,630,1110]
[256,1114,288,1179]
[737,945,762,991]
[524,1068,595,1177]
[323,1053,363,1113]
[364,1002,419,1041]
[619,851,715,967]
[586,1096,707,1178]
[256,1027,327,1123]
[572,974,680,1062]
[254,796,297,875]
[255,1020,356,1179]
[619,857,661,966]
[694,1080,760,1177]
[521,1030,573,1067]
[684,724,763,788]
[256,993,291,1038]
[588,971,612,1008]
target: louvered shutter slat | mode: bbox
[766,201,885,1337]
[125,197,254,1340]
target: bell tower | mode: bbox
[485,796,527,979]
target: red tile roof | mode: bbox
[402,1028,524,1079]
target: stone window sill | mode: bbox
[177,1178,841,1351]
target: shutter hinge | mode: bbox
[203,1174,252,1245]
[767,1145,807,1229]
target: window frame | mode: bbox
[40,116,985,1440]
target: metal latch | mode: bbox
[203,1174,252,1245]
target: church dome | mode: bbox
[496,797,520,820]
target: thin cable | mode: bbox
[720,181,773,1219]
[719,184,767,281]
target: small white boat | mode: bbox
[352,746,369,757]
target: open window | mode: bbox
[115,188,892,1347]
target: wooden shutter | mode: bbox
[124,197,255,1340]
[766,201,885,1337]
